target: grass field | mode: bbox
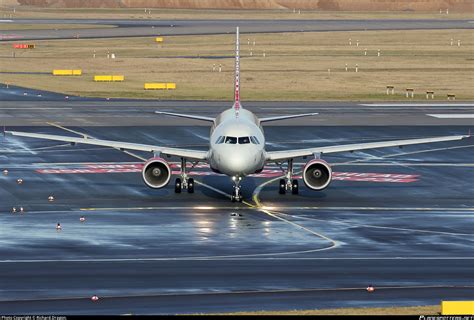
[0,7,472,20]
[220,305,440,315]
[0,29,472,101]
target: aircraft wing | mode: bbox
[259,113,318,123]
[155,111,215,122]
[5,131,208,160]
[266,134,470,162]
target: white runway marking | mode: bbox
[0,257,473,263]
[336,144,474,166]
[0,107,72,110]
[333,163,474,167]
[273,212,473,237]
[427,114,474,119]
[74,206,470,212]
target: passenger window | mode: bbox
[238,137,250,144]
[225,136,237,144]
[250,136,260,144]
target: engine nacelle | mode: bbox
[142,157,171,189]
[302,159,332,191]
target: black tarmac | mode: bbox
[0,87,473,314]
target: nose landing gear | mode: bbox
[278,159,299,195]
[231,176,243,202]
[174,158,195,193]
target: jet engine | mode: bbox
[142,157,171,189]
[302,159,332,191]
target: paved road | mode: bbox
[0,87,473,313]
[1,18,472,40]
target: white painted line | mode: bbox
[0,20,13,23]
[0,108,72,110]
[360,103,474,107]
[1,257,473,263]
[332,163,474,167]
[427,114,474,119]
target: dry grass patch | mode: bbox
[0,29,472,101]
[220,305,440,315]
[1,7,472,20]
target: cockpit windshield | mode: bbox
[250,136,260,144]
[238,137,250,144]
[216,136,260,145]
[224,136,237,144]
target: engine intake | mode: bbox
[303,159,332,191]
[142,157,171,189]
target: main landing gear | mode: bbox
[231,176,243,203]
[278,158,299,195]
[174,158,195,194]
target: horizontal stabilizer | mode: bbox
[155,111,215,122]
[259,113,318,123]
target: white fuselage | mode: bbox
[208,106,266,177]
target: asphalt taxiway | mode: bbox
[1,18,473,41]
[0,87,473,314]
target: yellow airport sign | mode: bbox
[155,37,163,43]
[144,83,176,90]
[441,301,474,315]
[94,75,125,82]
[52,69,82,76]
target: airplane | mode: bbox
[5,27,470,202]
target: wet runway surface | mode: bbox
[1,18,473,41]
[0,89,473,313]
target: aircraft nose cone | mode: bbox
[222,152,253,175]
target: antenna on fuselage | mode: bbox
[233,26,241,117]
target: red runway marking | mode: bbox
[35,163,420,183]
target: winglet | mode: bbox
[233,26,241,117]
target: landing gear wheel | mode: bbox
[291,179,299,195]
[187,178,194,193]
[174,178,182,193]
[232,185,242,203]
[279,179,286,194]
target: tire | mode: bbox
[187,178,194,193]
[175,178,182,193]
[279,179,286,194]
[231,195,236,203]
[292,179,299,195]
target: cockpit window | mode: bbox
[250,136,260,144]
[224,136,237,144]
[215,136,225,144]
[238,137,250,144]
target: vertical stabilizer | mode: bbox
[233,27,241,116]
